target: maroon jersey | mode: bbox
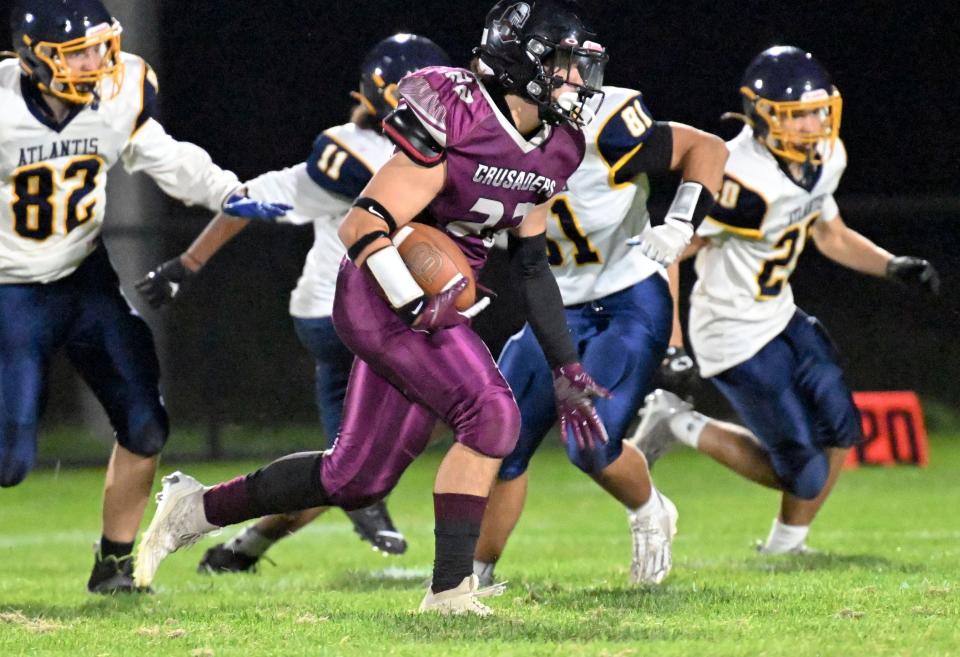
[392,67,586,271]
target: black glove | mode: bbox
[886,256,940,295]
[135,257,195,309]
[658,346,700,394]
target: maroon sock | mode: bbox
[431,493,488,594]
[202,476,253,527]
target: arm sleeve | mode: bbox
[122,118,240,212]
[509,233,578,369]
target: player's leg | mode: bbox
[570,278,677,584]
[634,389,783,489]
[326,266,519,607]
[199,506,329,574]
[198,313,400,573]
[299,315,407,554]
[64,250,169,592]
[768,314,861,546]
[473,325,556,584]
[0,283,61,488]
[135,358,437,589]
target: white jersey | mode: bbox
[244,122,395,318]
[0,54,239,284]
[548,86,663,305]
[690,125,847,377]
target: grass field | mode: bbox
[2,435,959,657]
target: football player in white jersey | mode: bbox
[0,0,288,593]
[136,35,452,571]
[471,84,727,586]
[633,46,939,554]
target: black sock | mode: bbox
[431,493,488,594]
[204,451,329,527]
[99,535,134,559]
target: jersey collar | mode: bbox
[20,75,86,133]
[477,78,553,154]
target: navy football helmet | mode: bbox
[352,34,451,121]
[474,0,608,126]
[11,0,123,105]
[740,45,842,165]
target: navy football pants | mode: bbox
[291,315,353,446]
[710,310,862,500]
[497,274,672,478]
[0,246,168,487]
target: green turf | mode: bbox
[2,436,959,657]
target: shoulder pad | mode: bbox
[306,132,376,198]
[382,105,446,167]
[596,92,656,168]
[705,173,768,238]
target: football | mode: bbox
[392,223,477,310]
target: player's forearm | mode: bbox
[815,224,892,277]
[182,213,251,272]
[510,233,578,368]
[124,121,240,212]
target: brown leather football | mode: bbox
[392,223,477,311]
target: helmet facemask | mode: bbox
[744,86,842,166]
[22,19,124,105]
[535,38,607,126]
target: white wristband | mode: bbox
[665,181,704,224]
[365,246,425,309]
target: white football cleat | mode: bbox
[630,389,692,467]
[418,574,506,616]
[133,471,217,589]
[628,490,678,585]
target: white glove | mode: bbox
[628,217,693,267]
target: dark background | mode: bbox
[2,1,958,452]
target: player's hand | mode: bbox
[886,256,940,295]
[402,276,471,332]
[552,362,611,451]
[222,194,292,222]
[627,217,694,267]
[659,345,700,393]
[135,257,194,309]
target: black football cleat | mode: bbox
[197,543,260,574]
[345,500,408,555]
[88,546,150,594]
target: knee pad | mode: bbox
[455,389,521,459]
[497,451,532,481]
[0,423,38,488]
[117,408,170,458]
[778,449,829,500]
[566,434,624,475]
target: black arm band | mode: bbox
[347,230,389,262]
[352,196,398,233]
[613,122,674,184]
[509,233,578,369]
